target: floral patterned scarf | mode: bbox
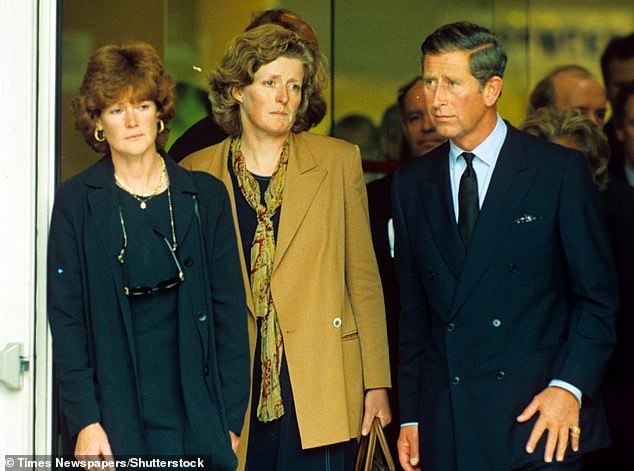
[231,136,289,422]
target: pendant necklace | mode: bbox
[115,156,167,209]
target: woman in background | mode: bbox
[521,106,608,189]
[182,25,391,471]
[48,42,249,468]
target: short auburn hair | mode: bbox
[73,41,176,153]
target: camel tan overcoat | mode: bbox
[181,132,391,467]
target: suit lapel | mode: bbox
[204,141,255,316]
[273,133,327,272]
[449,127,536,318]
[420,148,465,279]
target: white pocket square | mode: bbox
[513,214,541,224]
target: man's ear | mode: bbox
[483,76,503,106]
[231,86,243,104]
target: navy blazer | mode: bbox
[393,124,618,471]
[47,155,249,467]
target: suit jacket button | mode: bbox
[447,322,455,332]
[496,370,505,380]
[204,366,209,376]
[452,376,460,385]
[184,256,194,267]
[197,311,207,322]
[492,319,501,327]
[509,263,518,273]
[428,271,437,280]
[333,317,342,328]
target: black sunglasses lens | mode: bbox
[156,276,183,291]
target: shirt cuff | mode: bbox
[549,379,582,407]
[400,422,418,428]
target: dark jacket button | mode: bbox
[204,366,209,376]
[496,370,505,380]
[197,311,207,322]
[184,256,193,267]
[452,376,460,385]
[447,322,455,332]
[428,271,437,280]
[509,263,518,273]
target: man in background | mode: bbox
[601,33,634,179]
[528,64,607,127]
[366,76,445,462]
[399,77,446,160]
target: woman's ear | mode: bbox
[231,86,243,104]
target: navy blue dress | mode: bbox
[116,186,186,455]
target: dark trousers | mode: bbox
[514,455,583,470]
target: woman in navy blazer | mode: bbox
[47,42,249,468]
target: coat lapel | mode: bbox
[420,148,465,279]
[273,133,327,272]
[449,127,537,319]
[164,156,196,248]
[84,157,138,369]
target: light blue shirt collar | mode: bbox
[449,114,507,168]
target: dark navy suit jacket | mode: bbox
[392,124,618,471]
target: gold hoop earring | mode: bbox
[158,119,165,134]
[94,128,105,143]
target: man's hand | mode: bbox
[516,386,581,462]
[397,425,421,471]
[229,431,240,454]
[75,422,113,470]
[361,388,391,435]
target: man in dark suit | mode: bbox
[393,22,618,471]
[600,33,634,180]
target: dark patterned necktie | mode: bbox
[458,152,479,246]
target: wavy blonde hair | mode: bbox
[209,24,325,137]
[521,107,609,191]
[73,42,176,153]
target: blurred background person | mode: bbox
[366,75,445,462]
[181,25,391,471]
[331,113,384,181]
[169,81,226,152]
[379,103,403,161]
[528,64,608,127]
[601,32,634,179]
[399,76,446,160]
[521,105,634,470]
[521,106,608,189]
[169,8,326,162]
[612,81,634,187]
[47,42,249,467]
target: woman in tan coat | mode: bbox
[181,24,391,471]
